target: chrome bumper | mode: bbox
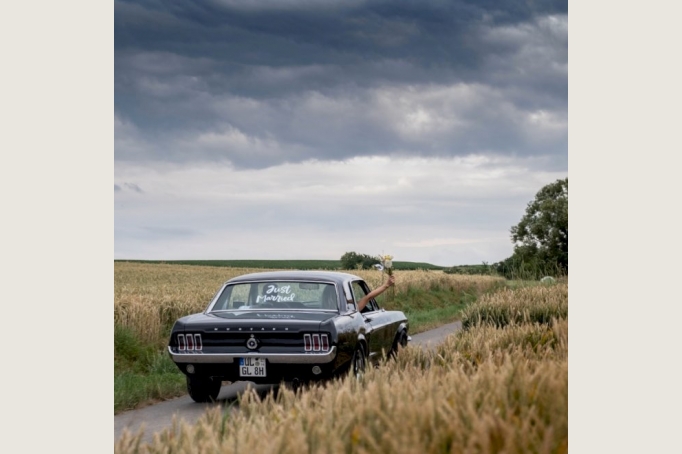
[168,346,337,364]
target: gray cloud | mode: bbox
[115,0,567,169]
[114,182,145,193]
[124,182,144,193]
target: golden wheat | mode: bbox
[116,353,567,454]
[461,283,568,329]
[115,284,568,454]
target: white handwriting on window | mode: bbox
[257,285,295,303]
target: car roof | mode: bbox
[225,270,361,285]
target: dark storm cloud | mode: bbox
[115,0,567,168]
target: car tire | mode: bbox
[187,376,221,403]
[389,330,408,360]
[352,345,366,380]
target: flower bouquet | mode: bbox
[376,254,395,300]
[378,254,394,276]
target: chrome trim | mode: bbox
[168,346,337,364]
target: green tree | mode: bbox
[340,251,379,270]
[340,251,360,269]
[498,178,568,279]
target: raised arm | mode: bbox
[357,275,395,312]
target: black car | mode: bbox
[168,270,410,402]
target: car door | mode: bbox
[351,280,394,363]
[365,296,399,360]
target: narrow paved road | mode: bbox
[114,321,462,444]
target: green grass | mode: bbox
[115,326,187,413]
[115,371,187,414]
[379,286,483,334]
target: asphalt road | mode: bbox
[114,321,462,444]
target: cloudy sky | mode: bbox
[114,0,568,266]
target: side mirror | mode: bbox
[347,302,357,312]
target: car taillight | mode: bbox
[177,333,202,352]
[304,333,330,352]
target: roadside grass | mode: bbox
[115,372,186,414]
[401,305,467,333]
[385,287,479,334]
[115,283,568,454]
[115,326,187,413]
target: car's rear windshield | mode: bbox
[209,281,339,312]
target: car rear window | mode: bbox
[209,281,339,312]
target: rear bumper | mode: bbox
[168,346,337,364]
[176,360,340,383]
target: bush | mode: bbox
[340,251,379,270]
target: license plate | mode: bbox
[239,357,267,377]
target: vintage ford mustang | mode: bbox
[168,270,410,402]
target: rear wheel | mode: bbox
[187,376,222,403]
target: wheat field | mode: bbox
[115,281,568,454]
